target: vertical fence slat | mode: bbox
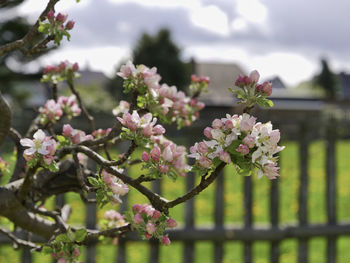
[149,180,161,263]
[214,170,224,263]
[298,124,309,263]
[183,173,195,263]
[270,177,280,263]
[326,123,337,263]
[21,233,32,263]
[86,192,97,263]
[244,175,253,263]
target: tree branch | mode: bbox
[0,91,11,146]
[0,227,41,250]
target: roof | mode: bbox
[195,62,245,106]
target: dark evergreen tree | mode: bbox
[314,58,339,100]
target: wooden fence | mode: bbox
[1,120,349,263]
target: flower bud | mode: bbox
[65,20,75,30]
[161,235,171,246]
[167,218,178,228]
[236,144,249,155]
[142,151,150,162]
[203,127,213,139]
[152,210,162,219]
[47,10,55,20]
[56,13,68,23]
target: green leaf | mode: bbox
[57,135,66,144]
[56,233,69,243]
[74,228,87,242]
[42,246,53,254]
[88,177,99,187]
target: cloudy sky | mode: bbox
[13,0,350,86]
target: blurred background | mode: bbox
[1,0,350,262]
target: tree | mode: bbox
[314,58,339,100]
[0,1,283,262]
[133,29,191,90]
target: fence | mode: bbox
[1,117,350,263]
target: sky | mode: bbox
[11,0,350,86]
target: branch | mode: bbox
[0,227,41,250]
[166,162,226,208]
[0,0,60,57]
[82,224,131,244]
[8,128,26,182]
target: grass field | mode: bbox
[1,140,350,263]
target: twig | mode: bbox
[0,0,60,57]
[68,82,95,132]
[73,152,90,192]
[82,224,131,244]
[166,162,226,208]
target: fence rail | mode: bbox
[0,119,349,263]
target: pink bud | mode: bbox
[256,82,272,96]
[142,151,150,162]
[212,119,223,129]
[56,13,68,23]
[167,218,178,228]
[145,233,152,240]
[242,135,255,148]
[62,124,73,137]
[72,62,79,71]
[191,74,198,82]
[132,204,142,213]
[198,156,212,168]
[133,213,143,224]
[219,151,231,164]
[153,125,165,135]
[159,164,169,174]
[236,144,249,155]
[203,127,213,139]
[57,259,67,263]
[199,76,210,84]
[152,210,162,219]
[224,120,234,130]
[146,222,156,234]
[73,248,80,257]
[65,20,75,30]
[142,125,153,137]
[150,146,161,162]
[47,10,55,20]
[161,235,171,246]
[249,70,260,83]
[197,142,208,154]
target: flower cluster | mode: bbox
[104,210,127,228]
[61,124,93,144]
[20,129,58,171]
[112,100,130,116]
[92,128,112,139]
[229,70,274,108]
[38,10,75,45]
[101,169,129,203]
[189,74,210,96]
[126,204,177,245]
[142,136,189,179]
[39,95,81,125]
[41,61,80,84]
[189,113,284,179]
[116,61,207,128]
[0,157,9,177]
[52,248,81,263]
[117,110,165,144]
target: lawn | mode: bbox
[1,140,350,262]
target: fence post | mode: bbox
[183,172,195,263]
[298,123,309,263]
[149,180,161,263]
[214,170,224,263]
[243,175,253,263]
[326,120,337,263]
[270,167,280,263]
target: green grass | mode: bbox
[1,140,350,262]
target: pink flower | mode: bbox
[198,76,210,84]
[242,135,255,148]
[162,146,173,162]
[142,125,153,137]
[219,151,231,163]
[57,259,66,263]
[47,10,55,20]
[239,113,256,132]
[161,235,171,246]
[197,142,208,154]
[224,120,234,130]
[236,144,249,155]
[262,162,280,179]
[73,248,80,257]
[20,129,56,157]
[117,61,136,79]
[167,218,178,228]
